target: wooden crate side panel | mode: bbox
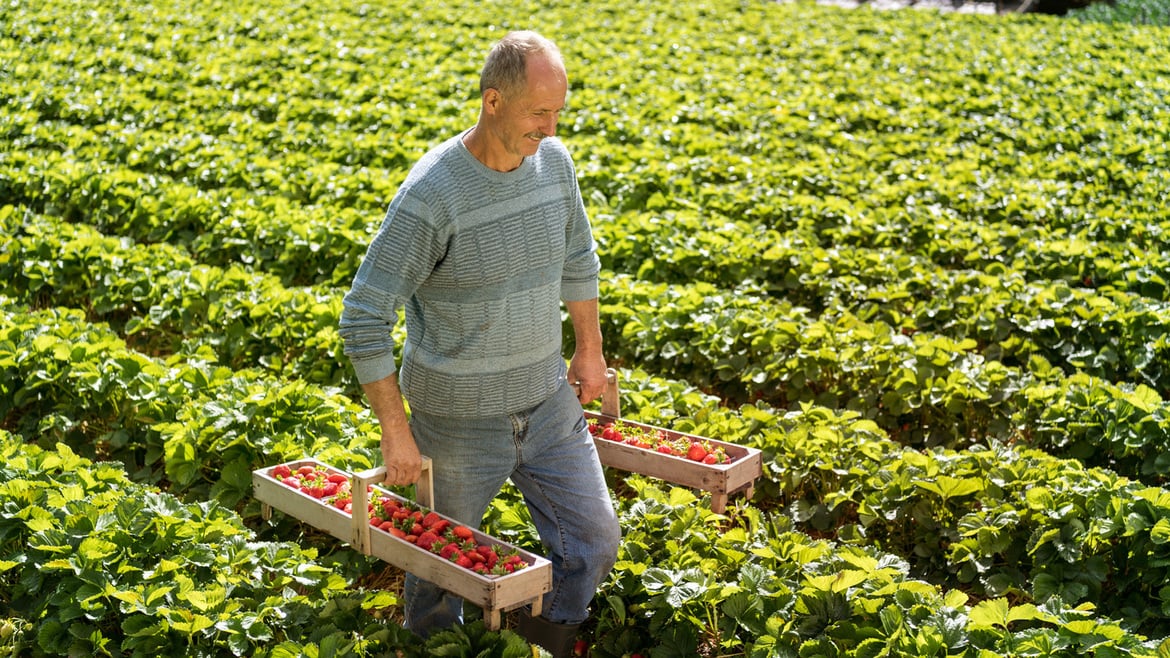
[365,534,551,610]
[252,474,353,542]
[593,439,729,490]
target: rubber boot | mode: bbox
[515,610,582,658]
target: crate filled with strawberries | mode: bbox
[586,415,762,513]
[253,459,551,629]
[585,370,762,513]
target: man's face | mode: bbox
[493,55,567,162]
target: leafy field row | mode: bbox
[5,151,1169,399]
[7,207,1170,496]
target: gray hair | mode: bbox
[479,31,564,98]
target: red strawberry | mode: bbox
[439,543,461,560]
[272,464,292,479]
[477,545,499,567]
[573,639,588,656]
[686,442,708,462]
[415,531,440,550]
[452,525,475,541]
[456,554,474,569]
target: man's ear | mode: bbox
[482,88,503,115]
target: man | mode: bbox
[339,31,621,657]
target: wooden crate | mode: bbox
[587,370,762,514]
[253,458,551,630]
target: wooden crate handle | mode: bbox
[350,456,433,555]
[600,367,620,418]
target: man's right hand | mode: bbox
[361,374,423,487]
[380,424,423,487]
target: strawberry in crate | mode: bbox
[587,419,732,464]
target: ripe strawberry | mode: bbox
[272,464,292,479]
[686,442,708,462]
[573,640,588,656]
[477,545,499,567]
[439,543,461,560]
[422,511,443,528]
[415,531,441,550]
[452,525,475,541]
[456,554,474,569]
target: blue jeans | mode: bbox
[402,378,621,635]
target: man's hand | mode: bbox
[565,297,606,404]
[380,423,423,487]
[362,374,422,487]
[568,354,607,404]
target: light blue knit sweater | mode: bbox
[339,132,600,417]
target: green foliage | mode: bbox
[1070,0,1170,25]
[0,300,380,506]
[0,431,424,657]
[587,479,1159,657]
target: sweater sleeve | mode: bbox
[559,151,601,302]
[340,188,446,385]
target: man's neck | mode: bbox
[461,125,524,172]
